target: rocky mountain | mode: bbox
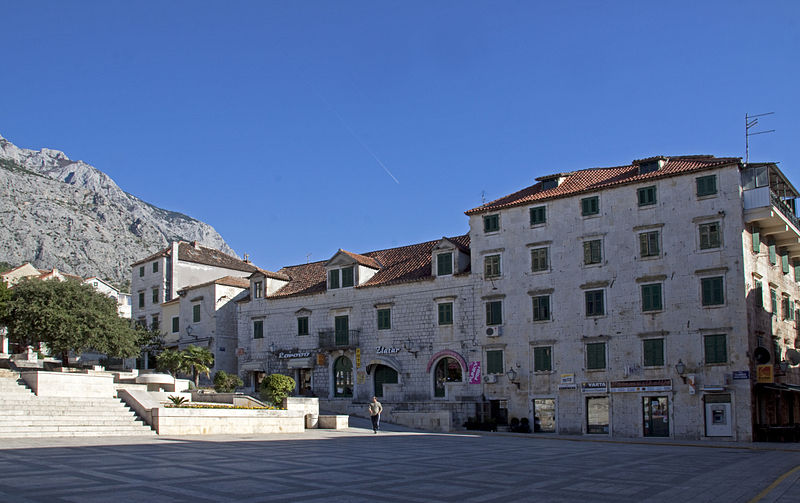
[0,133,236,287]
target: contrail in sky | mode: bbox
[313,89,400,184]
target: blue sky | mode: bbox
[2,1,798,271]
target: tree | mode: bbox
[260,374,296,406]
[213,370,243,392]
[1,278,139,365]
[181,344,214,387]
[0,281,11,321]
[155,348,184,376]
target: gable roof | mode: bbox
[268,234,471,299]
[249,267,291,282]
[131,241,257,273]
[465,155,741,215]
[177,276,251,294]
[326,249,382,269]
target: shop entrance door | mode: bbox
[297,368,312,395]
[533,398,556,432]
[705,394,733,436]
[373,365,398,398]
[643,396,669,437]
[586,396,609,434]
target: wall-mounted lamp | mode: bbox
[403,339,419,358]
[269,342,276,353]
[506,368,520,389]
[186,325,195,338]
[675,359,687,383]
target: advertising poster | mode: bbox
[468,361,481,384]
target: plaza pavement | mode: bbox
[1,417,798,503]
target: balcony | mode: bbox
[743,164,800,260]
[318,329,360,350]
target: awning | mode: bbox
[758,383,800,393]
[286,357,315,369]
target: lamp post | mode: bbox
[675,359,687,384]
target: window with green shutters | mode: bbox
[341,267,354,287]
[696,174,717,197]
[531,247,549,272]
[152,261,159,273]
[795,260,800,282]
[486,350,504,374]
[637,186,657,206]
[377,308,391,330]
[533,346,552,372]
[193,304,201,322]
[643,338,664,367]
[483,214,500,233]
[530,206,546,225]
[585,290,604,316]
[335,316,349,345]
[253,320,264,339]
[297,316,309,336]
[704,334,727,364]
[484,254,501,278]
[771,288,778,317]
[139,266,144,277]
[532,295,550,321]
[782,252,790,274]
[152,288,159,304]
[639,231,660,257]
[701,277,724,306]
[438,302,453,325]
[328,269,340,289]
[752,225,760,253]
[486,301,502,325]
[782,296,794,321]
[699,222,721,249]
[138,291,145,308]
[641,283,663,312]
[586,342,606,370]
[583,240,602,265]
[581,196,599,216]
[171,316,179,333]
[769,239,777,264]
[437,252,453,276]
[754,280,763,308]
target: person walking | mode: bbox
[368,396,383,433]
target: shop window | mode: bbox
[374,365,398,398]
[333,356,353,397]
[586,396,609,434]
[434,357,462,397]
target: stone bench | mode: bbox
[318,415,349,429]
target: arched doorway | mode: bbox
[373,365,398,398]
[434,357,462,397]
[333,356,353,397]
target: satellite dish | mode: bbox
[786,349,800,366]
[753,347,771,364]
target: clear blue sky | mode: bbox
[2,1,798,271]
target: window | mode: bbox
[531,247,549,272]
[139,266,144,277]
[341,266,354,288]
[752,225,761,253]
[328,269,340,289]
[150,315,159,331]
[782,296,795,321]
[152,261,159,273]
[583,239,602,265]
[771,288,778,317]
[639,231,660,258]
[171,316,179,333]
[754,280,763,308]
[486,301,502,326]
[253,320,264,339]
[530,206,546,225]
[581,196,599,216]
[152,288,159,304]
[795,260,800,282]
[486,350,504,374]
[532,295,550,321]
[585,290,604,316]
[484,254,501,278]
[701,277,724,306]
[254,281,263,299]
[699,222,721,249]
[704,334,727,364]
[333,356,353,397]
[297,316,309,336]
[586,342,606,370]
[377,308,391,330]
[437,252,453,276]
[637,186,657,206]
[334,316,349,345]
[533,346,552,372]
[696,174,717,197]
[192,304,201,323]
[138,291,145,308]
[641,283,663,312]
[782,252,790,275]
[769,239,777,265]
[438,302,453,325]
[483,214,500,233]
[434,357,462,397]
[643,339,664,367]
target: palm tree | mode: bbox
[155,348,183,376]
[181,345,214,387]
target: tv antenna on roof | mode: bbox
[745,112,775,164]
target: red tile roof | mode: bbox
[131,241,257,273]
[335,250,382,269]
[465,155,741,215]
[178,276,251,293]
[249,267,291,282]
[267,234,471,299]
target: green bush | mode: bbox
[213,370,243,393]
[259,374,296,406]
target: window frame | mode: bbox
[699,221,722,250]
[585,289,605,317]
[436,252,453,276]
[138,291,145,309]
[583,239,602,266]
[486,349,504,374]
[700,276,725,306]
[253,319,264,339]
[530,246,549,273]
[533,346,552,372]
[484,254,501,278]
[696,174,718,197]
[377,308,391,330]
[328,269,340,289]
[639,230,660,258]
[486,300,503,326]
[192,304,201,323]
[341,266,355,288]
[438,302,454,326]
[532,295,551,322]
[139,266,144,277]
[642,338,664,367]
[581,196,599,216]
[704,334,727,364]
[637,185,657,207]
[171,316,179,334]
[152,261,159,273]
[297,316,309,336]
[529,206,546,226]
[253,281,263,299]
[586,342,606,370]
[483,214,500,233]
[641,283,663,312]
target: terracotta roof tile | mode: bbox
[465,155,741,215]
[249,267,291,282]
[178,275,251,293]
[336,250,382,269]
[131,241,258,273]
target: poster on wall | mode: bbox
[468,361,481,384]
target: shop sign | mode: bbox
[609,379,672,393]
[316,353,326,366]
[278,351,311,359]
[376,346,401,354]
[236,348,246,356]
[356,348,361,367]
[558,373,577,389]
[732,371,750,380]
[581,381,608,393]
[468,361,481,384]
[756,364,774,383]
[356,371,366,384]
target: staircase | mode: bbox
[0,370,155,438]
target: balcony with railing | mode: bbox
[318,329,360,350]
[742,163,800,260]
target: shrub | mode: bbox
[167,395,188,406]
[259,374,295,406]
[213,370,243,393]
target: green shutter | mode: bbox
[769,240,777,264]
[486,350,503,374]
[643,339,664,367]
[534,347,552,371]
[587,342,606,369]
[704,334,727,364]
[782,252,790,274]
[752,226,760,253]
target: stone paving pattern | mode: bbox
[1,418,798,503]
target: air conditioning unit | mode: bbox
[486,326,503,337]
[484,374,497,383]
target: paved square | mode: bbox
[1,420,798,502]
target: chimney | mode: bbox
[243,253,250,263]
[192,241,200,250]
